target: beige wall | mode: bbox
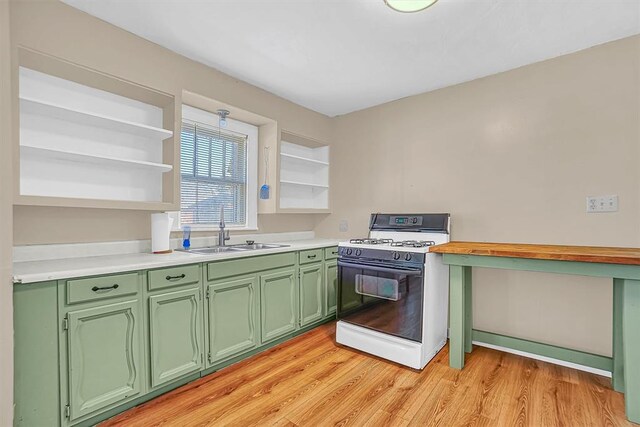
[12,207,320,245]
[315,35,640,356]
[10,0,333,245]
[1,0,14,423]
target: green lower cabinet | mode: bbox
[148,287,203,388]
[324,260,338,317]
[260,268,298,343]
[14,247,342,427]
[14,282,60,427]
[299,263,323,327]
[64,299,143,422]
[207,276,258,365]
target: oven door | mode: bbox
[337,259,424,342]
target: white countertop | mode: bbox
[13,239,339,284]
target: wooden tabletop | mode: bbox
[429,241,640,266]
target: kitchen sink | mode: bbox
[184,246,246,254]
[182,243,290,254]
[231,243,290,250]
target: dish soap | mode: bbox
[182,225,191,250]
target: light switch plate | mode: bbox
[586,195,618,213]
[339,220,349,232]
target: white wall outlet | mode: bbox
[586,195,618,213]
[339,220,349,232]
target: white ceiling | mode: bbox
[63,0,640,117]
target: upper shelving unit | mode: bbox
[278,133,330,212]
[16,50,177,209]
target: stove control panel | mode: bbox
[338,246,425,265]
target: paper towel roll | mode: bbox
[151,213,174,254]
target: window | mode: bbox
[177,105,258,230]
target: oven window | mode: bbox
[338,264,424,342]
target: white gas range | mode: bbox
[336,213,450,369]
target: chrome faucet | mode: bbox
[218,205,230,246]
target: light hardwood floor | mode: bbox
[102,323,633,427]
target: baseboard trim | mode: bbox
[472,329,612,378]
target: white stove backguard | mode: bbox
[368,230,450,246]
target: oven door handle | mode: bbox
[337,260,423,276]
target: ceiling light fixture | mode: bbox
[384,0,438,13]
[216,109,230,128]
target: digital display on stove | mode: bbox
[389,216,422,226]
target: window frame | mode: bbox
[173,104,258,231]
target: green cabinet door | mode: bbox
[207,276,258,365]
[65,299,143,421]
[149,287,203,388]
[299,263,323,327]
[260,268,297,344]
[324,260,338,317]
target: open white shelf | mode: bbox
[278,136,329,211]
[280,179,328,189]
[280,152,329,166]
[21,144,173,173]
[18,65,176,206]
[20,96,173,140]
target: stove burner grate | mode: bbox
[349,238,393,245]
[348,238,435,248]
[390,240,436,248]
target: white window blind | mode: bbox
[180,120,248,226]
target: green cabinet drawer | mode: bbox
[66,273,139,305]
[299,249,323,265]
[208,252,296,281]
[324,247,339,260]
[148,264,200,291]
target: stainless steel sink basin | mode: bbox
[184,246,246,254]
[231,243,290,250]
[181,243,290,255]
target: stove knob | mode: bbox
[355,249,362,256]
[393,251,401,260]
[405,253,412,261]
[346,248,353,256]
